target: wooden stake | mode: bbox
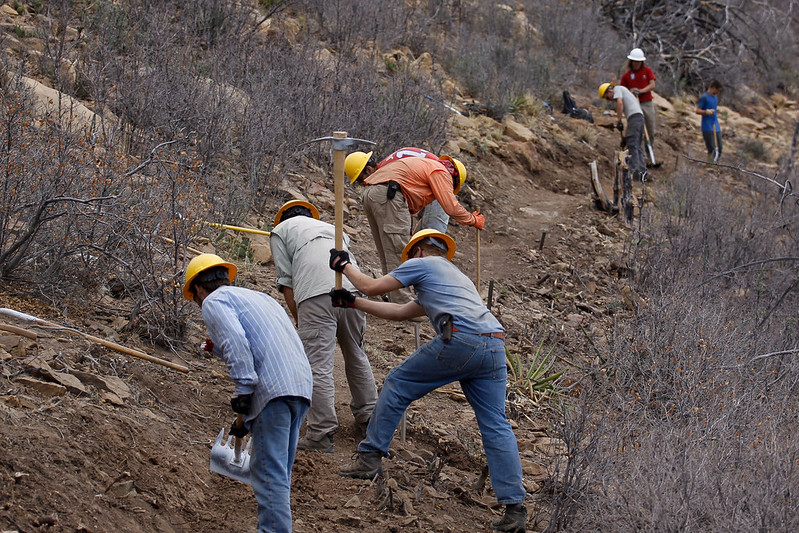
[0,322,37,340]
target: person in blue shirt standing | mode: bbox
[695,80,723,161]
[183,253,313,533]
[328,230,527,533]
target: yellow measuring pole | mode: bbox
[204,222,271,236]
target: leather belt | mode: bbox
[452,327,504,340]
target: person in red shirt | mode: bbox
[620,48,657,145]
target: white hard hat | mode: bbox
[627,48,646,61]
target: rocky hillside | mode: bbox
[2,1,798,532]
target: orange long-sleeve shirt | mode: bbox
[363,157,474,225]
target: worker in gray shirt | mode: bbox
[270,200,377,452]
[600,82,647,181]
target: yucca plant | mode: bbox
[506,339,564,399]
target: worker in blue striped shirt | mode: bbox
[184,253,313,533]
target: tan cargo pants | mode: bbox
[297,294,377,441]
[362,184,414,304]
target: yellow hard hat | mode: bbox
[401,229,456,262]
[183,253,237,301]
[345,151,374,184]
[273,200,320,227]
[598,83,613,99]
[439,155,467,194]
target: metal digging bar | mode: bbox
[643,127,662,168]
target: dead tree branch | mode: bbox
[689,256,799,292]
[683,155,797,209]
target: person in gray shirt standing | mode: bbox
[600,82,647,181]
[270,200,378,452]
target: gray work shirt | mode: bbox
[270,216,358,306]
[614,85,643,119]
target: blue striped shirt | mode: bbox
[201,286,313,424]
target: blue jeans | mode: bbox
[359,333,526,504]
[418,200,450,233]
[250,396,309,533]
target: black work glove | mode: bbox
[329,249,351,272]
[230,393,253,415]
[329,288,356,308]
[616,120,624,132]
[229,418,249,438]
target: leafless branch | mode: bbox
[683,154,797,208]
[251,0,294,33]
[19,194,120,210]
[719,348,799,368]
[779,119,799,181]
[124,137,184,177]
[689,256,799,291]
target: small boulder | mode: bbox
[502,116,536,142]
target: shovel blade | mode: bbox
[646,142,657,165]
[210,427,253,486]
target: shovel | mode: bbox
[712,123,721,162]
[210,414,253,485]
[643,127,662,168]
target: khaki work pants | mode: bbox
[297,294,377,441]
[362,184,414,304]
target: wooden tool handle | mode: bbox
[76,331,189,372]
[234,413,244,462]
[475,209,481,292]
[0,323,37,339]
[333,131,347,290]
[0,307,188,372]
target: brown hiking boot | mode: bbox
[339,451,383,480]
[491,503,527,532]
[297,434,333,453]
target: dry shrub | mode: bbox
[531,0,625,87]
[599,0,799,95]
[2,0,451,343]
[552,170,799,530]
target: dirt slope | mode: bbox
[2,89,797,533]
